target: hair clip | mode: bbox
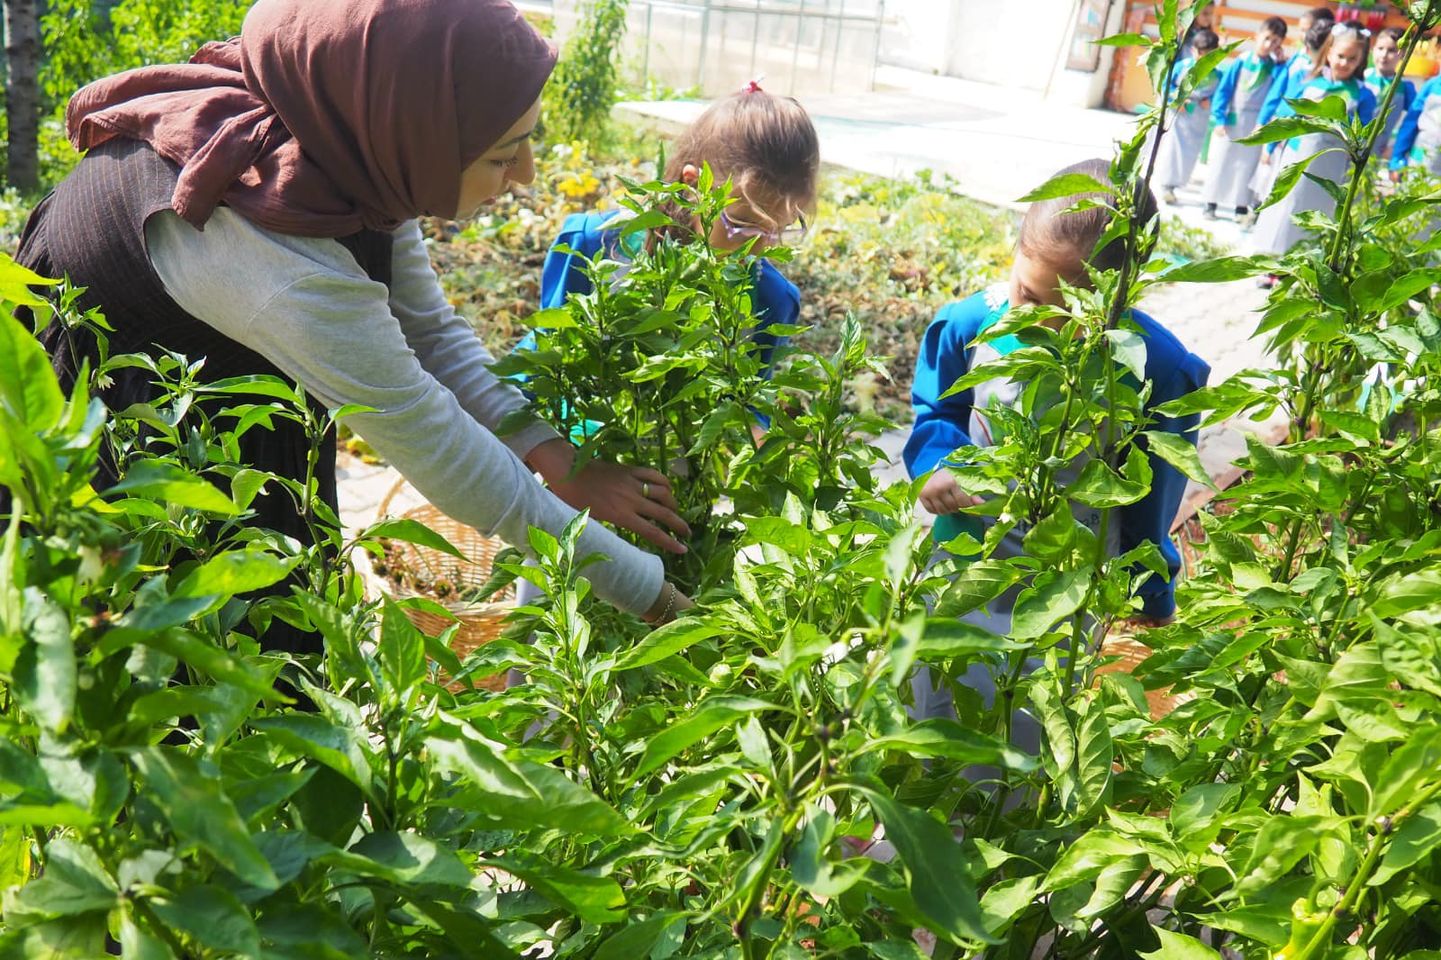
[744,79,764,94]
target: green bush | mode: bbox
[543,0,631,147]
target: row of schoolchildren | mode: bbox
[533,87,1208,722]
[1157,7,1441,263]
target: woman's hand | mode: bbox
[642,581,694,625]
[919,469,983,516]
[526,438,691,554]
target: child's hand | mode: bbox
[919,469,983,516]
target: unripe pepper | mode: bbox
[1271,897,1328,960]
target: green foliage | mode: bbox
[29,0,254,188]
[4,1,1441,955]
[543,0,631,147]
[497,169,889,594]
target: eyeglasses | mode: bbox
[719,209,809,246]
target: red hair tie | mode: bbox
[744,79,763,94]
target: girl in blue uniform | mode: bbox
[904,159,1210,723]
[1155,27,1222,205]
[521,84,818,379]
[1365,27,1417,162]
[1252,23,1376,258]
[1202,17,1288,220]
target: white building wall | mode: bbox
[878,0,1126,109]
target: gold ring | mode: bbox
[641,482,651,500]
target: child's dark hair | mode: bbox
[1306,6,1336,24]
[1305,19,1334,55]
[1378,25,1406,44]
[1309,21,1369,80]
[662,88,820,229]
[1018,159,1158,274]
[1190,27,1220,54]
[1261,16,1287,39]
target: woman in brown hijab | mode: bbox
[17,0,691,652]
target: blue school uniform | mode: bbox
[1257,51,1314,128]
[1390,76,1441,173]
[903,285,1210,620]
[1364,68,1417,158]
[1202,52,1283,210]
[1155,56,1222,192]
[522,210,797,374]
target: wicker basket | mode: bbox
[375,480,515,692]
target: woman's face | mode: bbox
[1328,37,1366,81]
[454,98,542,220]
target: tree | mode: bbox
[3,0,41,192]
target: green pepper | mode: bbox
[1272,896,1328,960]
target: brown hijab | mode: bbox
[66,0,555,237]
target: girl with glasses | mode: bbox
[525,84,820,381]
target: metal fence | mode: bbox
[549,0,888,97]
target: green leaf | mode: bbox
[1371,729,1441,818]
[1254,148,1334,213]
[1017,172,1111,204]
[1234,816,1325,897]
[150,885,260,956]
[1159,255,1275,284]
[633,696,775,776]
[367,517,467,561]
[792,807,869,898]
[1142,430,1213,488]
[253,715,374,796]
[618,208,674,237]
[426,732,631,835]
[344,831,473,888]
[174,550,299,599]
[107,460,239,515]
[1139,928,1222,959]
[1103,328,1147,382]
[871,719,1038,772]
[135,629,277,700]
[1066,457,1147,508]
[485,855,626,923]
[592,912,685,960]
[130,749,279,891]
[1043,830,1138,890]
[1011,570,1090,640]
[1073,700,1113,817]
[8,838,117,917]
[935,561,1022,618]
[979,876,1041,935]
[1355,267,1441,314]
[14,588,75,734]
[1372,802,1441,886]
[0,314,64,432]
[379,599,427,694]
[615,618,725,671]
[858,784,994,943]
[1373,568,1441,619]
[517,305,578,330]
[0,252,58,308]
[914,619,1026,658]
